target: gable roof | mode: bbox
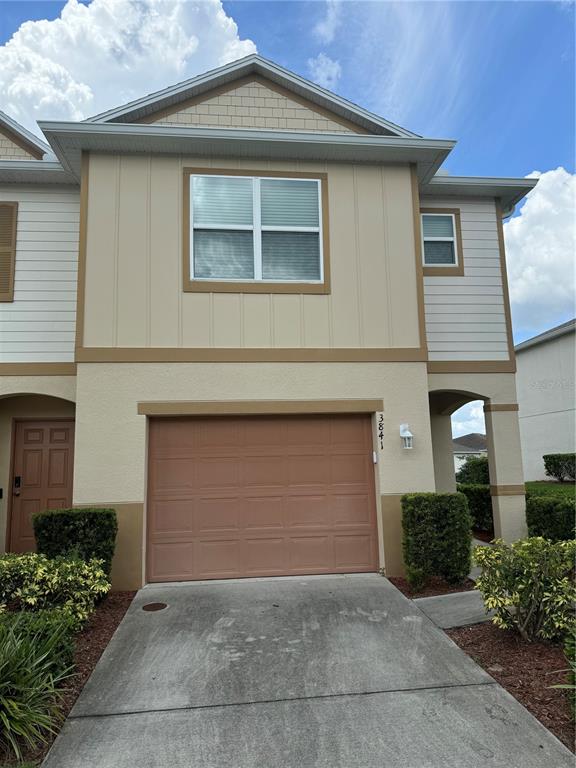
[515,318,576,353]
[453,433,487,453]
[85,54,419,139]
[0,110,52,160]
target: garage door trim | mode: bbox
[138,399,383,416]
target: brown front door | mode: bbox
[8,420,75,552]
[147,414,379,582]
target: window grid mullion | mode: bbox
[253,178,262,280]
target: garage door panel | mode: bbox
[243,538,287,574]
[334,535,375,568]
[197,540,240,577]
[147,414,378,581]
[150,500,194,533]
[244,497,284,529]
[196,497,240,533]
[196,458,240,488]
[243,455,287,487]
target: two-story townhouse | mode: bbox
[0,56,536,589]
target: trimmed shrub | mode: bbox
[0,553,110,629]
[457,484,493,534]
[543,453,576,483]
[33,507,118,578]
[0,612,73,759]
[402,492,472,590]
[474,538,576,642]
[455,455,490,485]
[526,495,576,541]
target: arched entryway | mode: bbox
[0,393,76,553]
[428,388,526,541]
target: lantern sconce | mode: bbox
[400,424,414,450]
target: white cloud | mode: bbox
[451,401,485,438]
[504,167,576,338]
[307,53,341,91]
[314,0,341,44]
[0,0,256,134]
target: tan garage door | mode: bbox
[146,414,379,582]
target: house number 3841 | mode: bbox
[377,413,384,449]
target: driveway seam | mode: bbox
[69,679,498,720]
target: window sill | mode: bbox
[183,279,330,294]
[422,264,464,277]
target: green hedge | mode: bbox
[457,484,493,534]
[455,455,490,485]
[401,492,472,590]
[33,507,118,578]
[543,453,576,483]
[526,495,576,541]
[0,553,110,629]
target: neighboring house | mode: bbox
[515,319,576,480]
[453,433,488,473]
[0,55,536,589]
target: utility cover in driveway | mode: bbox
[147,414,379,581]
[44,576,573,768]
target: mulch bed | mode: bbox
[447,622,575,752]
[388,575,476,599]
[2,591,135,767]
[472,529,494,543]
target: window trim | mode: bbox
[420,207,464,277]
[183,168,330,294]
[0,201,18,303]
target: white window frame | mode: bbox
[190,174,324,284]
[421,212,459,267]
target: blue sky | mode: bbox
[0,1,574,435]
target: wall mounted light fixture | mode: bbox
[400,424,413,449]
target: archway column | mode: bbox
[430,412,457,492]
[484,404,527,541]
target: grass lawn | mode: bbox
[525,481,576,500]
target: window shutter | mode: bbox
[0,202,17,302]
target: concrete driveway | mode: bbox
[43,575,572,768]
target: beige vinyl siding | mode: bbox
[0,186,79,362]
[83,154,420,351]
[421,197,509,361]
[149,79,357,133]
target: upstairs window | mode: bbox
[0,202,18,303]
[188,173,324,286]
[421,212,458,266]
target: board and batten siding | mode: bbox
[421,197,509,362]
[0,186,79,362]
[82,154,421,351]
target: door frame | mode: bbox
[6,417,76,552]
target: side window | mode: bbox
[421,212,458,266]
[0,202,17,302]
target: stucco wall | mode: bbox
[73,361,436,584]
[516,331,576,480]
[82,155,421,352]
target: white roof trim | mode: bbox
[422,174,538,213]
[38,120,454,184]
[0,160,75,185]
[85,54,419,139]
[0,110,53,158]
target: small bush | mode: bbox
[526,495,576,541]
[457,484,493,534]
[0,553,110,629]
[455,455,490,485]
[33,507,118,578]
[0,609,76,677]
[543,453,576,483]
[474,538,576,642]
[402,492,472,590]
[556,631,576,714]
[0,612,73,759]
